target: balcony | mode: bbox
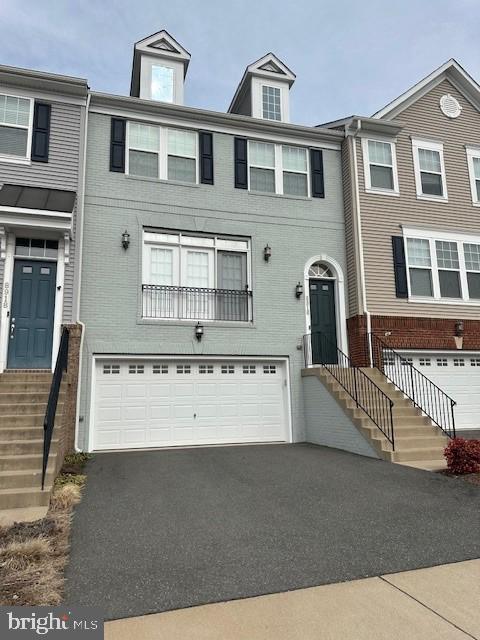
[142,285,253,322]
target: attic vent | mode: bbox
[259,62,284,74]
[439,94,462,119]
[150,38,179,53]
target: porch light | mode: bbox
[195,322,204,341]
[295,282,303,298]
[263,244,272,262]
[122,230,130,250]
[455,321,464,337]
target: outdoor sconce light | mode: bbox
[195,322,204,341]
[263,244,272,262]
[295,282,303,298]
[122,230,130,250]
[455,321,464,337]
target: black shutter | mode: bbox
[110,118,126,172]
[310,149,324,198]
[31,102,51,162]
[234,137,248,189]
[392,236,408,298]
[199,131,214,185]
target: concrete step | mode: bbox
[0,414,45,428]
[0,373,52,382]
[0,469,53,489]
[0,486,51,509]
[391,447,447,462]
[0,439,58,455]
[0,427,44,440]
[0,453,56,471]
[0,402,63,415]
[399,459,448,471]
[0,392,64,404]
[0,382,53,393]
[388,436,448,450]
[364,424,440,438]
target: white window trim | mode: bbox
[247,140,310,197]
[125,122,199,184]
[361,137,399,196]
[411,137,448,202]
[0,93,34,165]
[403,227,480,305]
[466,144,480,207]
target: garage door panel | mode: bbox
[149,404,172,419]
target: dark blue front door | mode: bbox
[7,260,57,369]
[310,279,338,364]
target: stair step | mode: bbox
[0,402,63,415]
[399,459,448,471]
[388,436,447,450]
[0,415,45,428]
[0,392,62,404]
[0,487,52,509]
[0,469,54,489]
[0,427,44,440]
[0,382,53,393]
[0,453,56,471]
[0,439,58,455]
[0,373,52,382]
[392,447,448,462]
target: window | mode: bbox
[464,243,480,299]
[15,238,58,258]
[362,139,399,193]
[412,138,447,200]
[176,365,191,374]
[243,365,256,374]
[153,364,169,374]
[419,358,431,366]
[128,364,144,374]
[436,241,461,298]
[466,146,480,205]
[0,94,32,161]
[248,141,309,196]
[221,365,235,374]
[199,364,214,374]
[262,86,281,121]
[437,358,448,367]
[126,122,197,182]
[151,65,174,102]
[406,238,433,297]
[453,358,465,367]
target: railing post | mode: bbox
[353,366,359,407]
[389,400,395,451]
[451,400,456,439]
[410,366,416,405]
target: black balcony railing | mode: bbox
[142,285,253,321]
[369,333,456,439]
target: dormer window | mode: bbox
[262,86,281,121]
[151,65,174,103]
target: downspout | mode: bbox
[74,92,90,451]
[350,118,372,366]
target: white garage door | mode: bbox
[397,352,480,430]
[93,358,289,450]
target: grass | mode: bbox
[0,453,90,606]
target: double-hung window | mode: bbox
[151,65,174,103]
[466,145,480,205]
[405,230,480,302]
[262,86,281,121]
[248,141,309,196]
[362,138,399,194]
[412,138,447,200]
[126,122,198,183]
[0,93,33,162]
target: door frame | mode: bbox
[0,230,65,372]
[303,255,348,356]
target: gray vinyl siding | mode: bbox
[358,79,480,319]
[0,97,83,322]
[77,112,346,448]
[342,137,359,317]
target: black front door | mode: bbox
[7,260,57,369]
[309,279,337,364]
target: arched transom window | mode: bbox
[308,262,334,278]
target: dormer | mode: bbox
[130,30,191,105]
[228,53,295,122]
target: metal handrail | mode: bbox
[368,333,456,439]
[42,326,69,489]
[304,332,395,449]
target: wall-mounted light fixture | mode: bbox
[195,322,204,341]
[263,244,272,262]
[295,282,303,298]
[455,321,464,337]
[122,230,130,250]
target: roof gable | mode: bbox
[134,30,191,66]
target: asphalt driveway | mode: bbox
[65,444,480,620]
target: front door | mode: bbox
[7,260,57,369]
[309,279,337,364]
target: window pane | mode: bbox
[45,240,58,258]
[167,156,196,182]
[370,165,394,190]
[167,129,196,157]
[0,95,30,126]
[129,150,158,177]
[129,122,159,152]
[0,125,28,156]
[15,237,30,256]
[30,238,44,257]
[150,248,173,285]
[151,65,174,102]
[368,140,392,165]
[409,268,433,296]
[464,243,480,271]
[217,252,246,290]
[420,171,443,196]
[282,146,307,172]
[262,86,281,121]
[186,251,210,287]
[418,148,441,173]
[476,180,480,202]
[439,270,461,298]
[249,141,275,167]
[467,272,480,299]
[473,157,480,180]
[283,171,308,196]
[436,241,459,269]
[250,167,275,192]
[407,238,431,267]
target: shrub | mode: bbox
[444,438,480,475]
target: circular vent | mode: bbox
[440,94,462,118]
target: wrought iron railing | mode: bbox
[304,331,395,448]
[369,333,456,439]
[142,285,252,322]
[42,326,69,489]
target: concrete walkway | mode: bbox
[105,559,480,640]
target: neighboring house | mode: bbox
[76,30,346,451]
[328,59,480,434]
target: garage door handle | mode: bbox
[193,413,197,419]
